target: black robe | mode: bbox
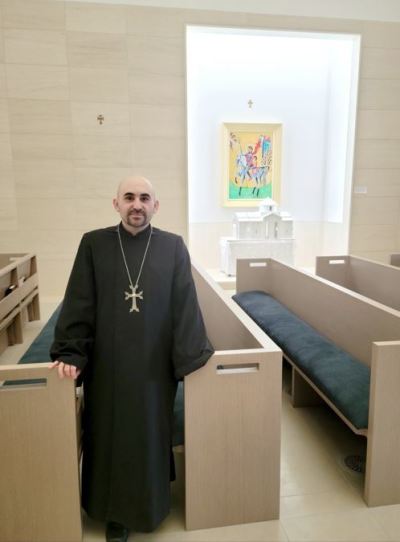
[50,224,213,532]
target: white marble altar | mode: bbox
[220,198,295,276]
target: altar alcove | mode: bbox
[186,26,360,276]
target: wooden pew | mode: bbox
[236,257,400,507]
[186,262,282,529]
[0,262,282,540]
[0,253,40,355]
[316,254,400,310]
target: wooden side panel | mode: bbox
[390,253,400,268]
[192,261,278,352]
[0,364,82,542]
[185,350,282,530]
[187,263,282,529]
[349,256,400,311]
[315,255,351,288]
[236,258,273,295]
[291,367,324,407]
[317,255,400,311]
[365,341,400,506]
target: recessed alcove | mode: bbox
[187,25,361,274]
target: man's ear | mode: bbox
[154,200,160,214]
[113,198,119,211]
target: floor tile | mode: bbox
[281,509,390,541]
[372,504,400,541]
[281,489,365,519]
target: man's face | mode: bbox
[113,178,159,234]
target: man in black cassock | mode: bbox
[50,176,214,542]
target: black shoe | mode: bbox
[106,521,130,542]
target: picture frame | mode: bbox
[222,122,282,207]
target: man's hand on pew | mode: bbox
[49,360,82,380]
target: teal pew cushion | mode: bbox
[18,304,62,364]
[233,290,370,430]
[9,303,185,446]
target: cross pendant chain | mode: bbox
[124,284,143,313]
[117,223,152,314]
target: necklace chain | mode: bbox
[117,223,153,289]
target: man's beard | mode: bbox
[127,212,147,227]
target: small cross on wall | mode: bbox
[248,99,253,109]
[97,114,104,125]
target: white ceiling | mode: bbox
[57,0,400,23]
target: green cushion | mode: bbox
[19,304,62,364]
[7,303,185,446]
[233,290,370,430]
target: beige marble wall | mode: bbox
[0,1,399,296]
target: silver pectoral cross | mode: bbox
[124,284,143,313]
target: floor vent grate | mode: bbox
[344,454,366,474]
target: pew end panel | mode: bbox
[365,341,400,506]
[186,263,282,530]
[236,258,273,297]
[315,255,350,288]
[0,363,82,542]
[185,350,281,531]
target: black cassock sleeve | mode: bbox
[171,237,214,379]
[50,234,95,371]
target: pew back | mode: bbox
[236,258,400,367]
[316,255,400,311]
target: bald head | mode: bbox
[116,175,156,200]
[113,175,159,235]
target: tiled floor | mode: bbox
[2,299,400,542]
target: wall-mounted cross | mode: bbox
[97,114,104,125]
[248,99,253,108]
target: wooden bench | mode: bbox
[0,253,40,355]
[234,257,400,507]
[0,262,282,541]
[316,254,400,311]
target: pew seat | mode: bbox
[233,290,370,430]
